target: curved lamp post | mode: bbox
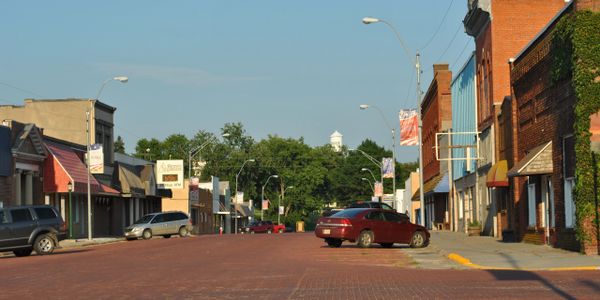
[363,16,425,226]
[361,177,375,195]
[361,168,377,182]
[359,104,396,201]
[261,175,279,221]
[86,76,128,241]
[234,158,255,234]
[278,185,294,225]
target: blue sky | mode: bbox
[1,0,473,162]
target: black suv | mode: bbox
[0,205,67,257]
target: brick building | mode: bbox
[420,64,452,230]
[509,0,600,254]
[463,0,566,237]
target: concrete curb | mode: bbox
[447,252,600,271]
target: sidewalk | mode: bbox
[427,231,600,271]
[58,237,124,249]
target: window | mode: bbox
[331,209,365,218]
[564,178,575,228]
[528,183,537,227]
[366,211,384,221]
[383,212,402,222]
[0,210,7,224]
[151,214,165,224]
[34,207,57,220]
[11,209,33,223]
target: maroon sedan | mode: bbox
[315,208,430,248]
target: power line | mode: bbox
[0,81,44,98]
[451,39,473,70]
[435,23,463,63]
[419,0,455,51]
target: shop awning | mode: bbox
[412,172,449,201]
[112,162,146,197]
[487,160,509,187]
[507,142,553,177]
[233,203,252,218]
[44,140,101,194]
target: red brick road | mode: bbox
[1,233,599,299]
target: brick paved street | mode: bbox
[1,233,599,299]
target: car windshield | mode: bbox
[133,214,155,224]
[330,208,366,218]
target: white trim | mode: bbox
[15,162,39,172]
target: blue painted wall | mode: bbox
[451,52,477,181]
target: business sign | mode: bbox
[89,144,104,174]
[279,206,284,215]
[157,160,184,189]
[382,157,394,179]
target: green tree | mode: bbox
[114,136,126,154]
[134,138,162,161]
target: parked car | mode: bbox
[347,201,395,210]
[124,211,192,240]
[0,205,67,257]
[241,220,285,234]
[314,208,429,248]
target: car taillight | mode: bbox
[340,219,352,227]
[60,222,67,232]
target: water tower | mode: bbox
[330,131,343,152]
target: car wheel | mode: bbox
[326,238,343,248]
[33,234,55,255]
[267,229,272,234]
[380,243,394,248]
[142,229,152,240]
[410,231,427,248]
[278,228,284,234]
[13,248,33,257]
[357,230,373,248]
[163,235,171,238]
[179,226,188,237]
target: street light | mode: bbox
[234,158,255,234]
[261,175,279,221]
[363,16,425,226]
[359,103,396,200]
[86,76,128,240]
[361,168,377,182]
[361,178,375,195]
[349,148,383,185]
[187,133,230,219]
[278,185,294,225]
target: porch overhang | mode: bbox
[507,142,553,177]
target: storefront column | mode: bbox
[15,170,22,205]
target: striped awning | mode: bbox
[487,160,509,187]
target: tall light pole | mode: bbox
[350,148,383,194]
[359,103,396,200]
[87,76,128,240]
[187,133,230,218]
[361,178,375,195]
[363,16,425,226]
[261,175,279,221]
[234,158,255,234]
[279,185,294,225]
[361,168,377,183]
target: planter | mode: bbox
[467,226,481,236]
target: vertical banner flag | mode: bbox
[382,157,394,178]
[374,181,384,197]
[262,200,269,210]
[279,206,284,215]
[399,109,418,146]
[89,144,104,174]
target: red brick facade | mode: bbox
[421,64,452,184]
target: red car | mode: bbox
[242,220,285,234]
[315,208,429,248]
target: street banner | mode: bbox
[279,206,284,215]
[235,191,244,204]
[374,181,383,197]
[157,160,184,189]
[399,109,418,146]
[89,144,104,174]
[382,157,394,178]
[262,200,269,210]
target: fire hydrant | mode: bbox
[219,226,223,235]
